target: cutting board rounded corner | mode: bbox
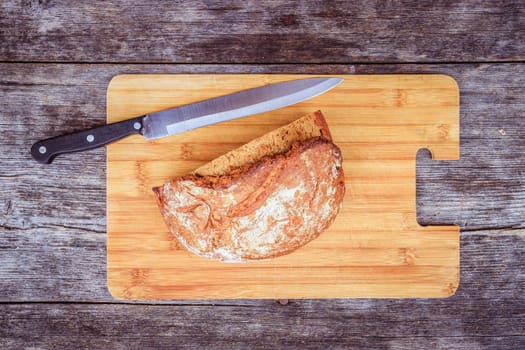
[106,277,126,300]
[107,74,128,93]
[433,73,460,92]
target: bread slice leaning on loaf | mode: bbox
[153,111,345,262]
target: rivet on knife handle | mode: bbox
[30,117,144,164]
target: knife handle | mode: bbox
[31,117,144,164]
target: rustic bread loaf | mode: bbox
[153,111,345,262]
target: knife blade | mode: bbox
[31,77,343,164]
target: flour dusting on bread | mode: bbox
[153,111,345,262]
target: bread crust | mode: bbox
[194,110,332,177]
[153,137,345,262]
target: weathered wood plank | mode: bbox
[0,233,524,349]
[0,63,524,304]
[1,1,524,63]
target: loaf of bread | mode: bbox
[153,111,345,262]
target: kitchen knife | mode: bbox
[30,77,343,164]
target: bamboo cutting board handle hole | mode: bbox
[415,147,450,228]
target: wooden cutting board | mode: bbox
[106,74,460,299]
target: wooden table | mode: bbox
[1,1,523,348]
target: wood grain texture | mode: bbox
[0,63,523,301]
[1,0,524,346]
[106,74,459,299]
[1,233,524,349]
[0,63,523,348]
[1,0,524,63]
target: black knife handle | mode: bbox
[31,116,144,164]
